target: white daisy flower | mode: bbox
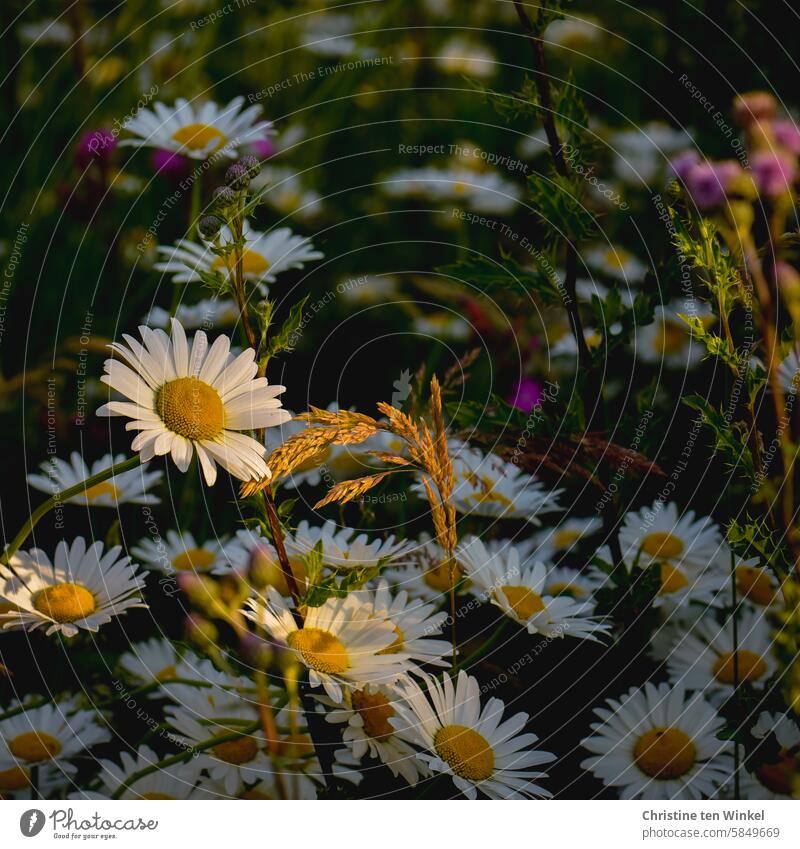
[542,564,603,604]
[160,658,254,716]
[382,166,521,214]
[118,638,185,689]
[132,529,247,576]
[97,319,290,485]
[380,536,469,604]
[319,684,428,786]
[165,702,271,796]
[285,519,414,571]
[533,517,603,563]
[337,273,401,306]
[637,302,713,366]
[154,221,323,291]
[357,578,452,667]
[457,538,610,642]
[544,15,602,51]
[253,166,324,222]
[0,699,110,778]
[96,745,203,799]
[738,711,800,799]
[551,326,606,358]
[26,452,162,508]
[119,96,273,160]
[143,297,239,331]
[435,37,496,79]
[618,500,723,572]
[243,589,415,703]
[777,348,800,394]
[658,609,776,703]
[394,671,555,798]
[584,244,647,282]
[415,443,562,525]
[299,12,361,58]
[412,311,472,341]
[581,681,733,799]
[702,550,784,612]
[609,122,693,186]
[0,538,146,638]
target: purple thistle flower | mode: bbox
[508,377,544,412]
[751,151,796,197]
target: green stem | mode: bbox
[2,456,142,566]
[454,618,511,673]
[111,719,260,799]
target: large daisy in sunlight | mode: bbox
[120,96,273,160]
[581,682,732,799]
[155,221,322,291]
[243,588,414,703]
[97,319,290,485]
[394,671,555,799]
[0,538,146,638]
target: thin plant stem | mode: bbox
[454,619,511,673]
[2,455,142,566]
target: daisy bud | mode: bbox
[212,186,237,210]
[185,614,218,649]
[239,154,261,179]
[733,91,777,128]
[197,215,222,240]
[239,631,273,669]
[225,162,251,191]
[247,543,279,590]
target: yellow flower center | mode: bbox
[32,583,96,623]
[452,181,468,196]
[712,650,767,684]
[658,563,689,595]
[287,628,350,674]
[634,727,696,779]
[351,690,396,739]
[552,528,582,550]
[212,736,259,765]
[377,626,405,655]
[755,748,798,796]
[211,249,270,277]
[546,581,584,598]
[83,481,120,502]
[282,732,314,761]
[423,561,463,593]
[154,665,178,682]
[0,765,30,791]
[171,547,217,572]
[8,731,62,763]
[139,792,175,799]
[736,566,776,606]
[434,724,494,782]
[464,473,512,507]
[640,531,684,560]
[171,123,227,153]
[500,585,545,619]
[155,377,225,441]
[658,321,687,355]
[603,248,629,270]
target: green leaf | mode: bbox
[527,172,597,243]
[436,253,563,304]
